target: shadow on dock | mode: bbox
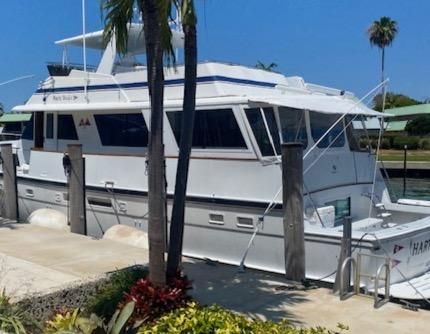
[183,259,308,324]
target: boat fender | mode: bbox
[26,208,69,232]
[103,225,148,249]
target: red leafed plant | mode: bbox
[121,274,192,322]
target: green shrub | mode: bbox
[0,289,40,333]
[392,136,420,150]
[85,266,147,318]
[419,138,430,150]
[139,303,346,334]
[380,138,391,149]
[44,301,138,334]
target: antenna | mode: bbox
[82,0,87,72]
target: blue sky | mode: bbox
[0,0,429,111]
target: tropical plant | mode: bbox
[255,61,278,72]
[138,302,346,334]
[0,289,38,333]
[44,302,137,334]
[86,267,147,318]
[367,16,398,111]
[166,0,197,280]
[103,0,199,284]
[103,0,176,287]
[121,275,191,323]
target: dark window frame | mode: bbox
[46,113,54,139]
[94,113,149,147]
[309,111,346,148]
[245,107,281,157]
[167,108,247,150]
[57,114,78,140]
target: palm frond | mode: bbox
[102,0,136,55]
[367,16,398,49]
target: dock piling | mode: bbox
[1,144,18,221]
[282,142,305,282]
[67,144,86,235]
[334,216,352,294]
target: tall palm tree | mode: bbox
[367,17,398,86]
[166,0,197,279]
[103,0,174,286]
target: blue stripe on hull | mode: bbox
[35,75,277,94]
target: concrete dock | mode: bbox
[0,221,428,333]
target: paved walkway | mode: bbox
[0,221,427,333]
[185,258,430,334]
[0,220,147,299]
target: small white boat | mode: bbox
[6,24,430,302]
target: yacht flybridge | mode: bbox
[8,25,430,302]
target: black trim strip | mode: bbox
[36,75,277,94]
[11,174,373,210]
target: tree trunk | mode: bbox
[381,47,386,112]
[141,0,167,287]
[166,22,197,279]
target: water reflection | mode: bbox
[387,178,430,201]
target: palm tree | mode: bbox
[255,61,278,72]
[166,0,197,279]
[367,17,398,85]
[103,0,174,286]
[103,0,198,284]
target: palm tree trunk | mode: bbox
[141,0,167,287]
[381,47,386,112]
[166,21,197,279]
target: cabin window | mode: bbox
[278,107,308,147]
[94,113,148,147]
[34,112,44,148]
[167,108,247,149]
[309,111,345,148]
[245,108,281,156]
[2,123,22,134]
[325,198,351,226]
[57,115,78,140]
[46,114,54,139]
[21,116,34,140]
[345,115,368,152]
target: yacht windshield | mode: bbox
[309,111,345,148]
[278,107,308,148]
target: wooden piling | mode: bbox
[68,144,86,235]
[1,144,18,220]
[334,216,352,293]
[282,142,305,282]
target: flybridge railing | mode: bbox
[46,62,97,77]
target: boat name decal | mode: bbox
[52,94,78,102]
[411,238,430,256]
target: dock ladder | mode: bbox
[339,253,391,308]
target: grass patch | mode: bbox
[379,150,430,162]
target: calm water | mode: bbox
[387,178,430,201]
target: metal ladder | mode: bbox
[339,253,391,308]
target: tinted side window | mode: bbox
[94,113,148,147]
[309,111,345,148]
[21,116,34,140]
[245,108,280,156]
[58,115,78,140]
[167,109,247,149]
[278,107,308,147]
[46,113,54,139]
